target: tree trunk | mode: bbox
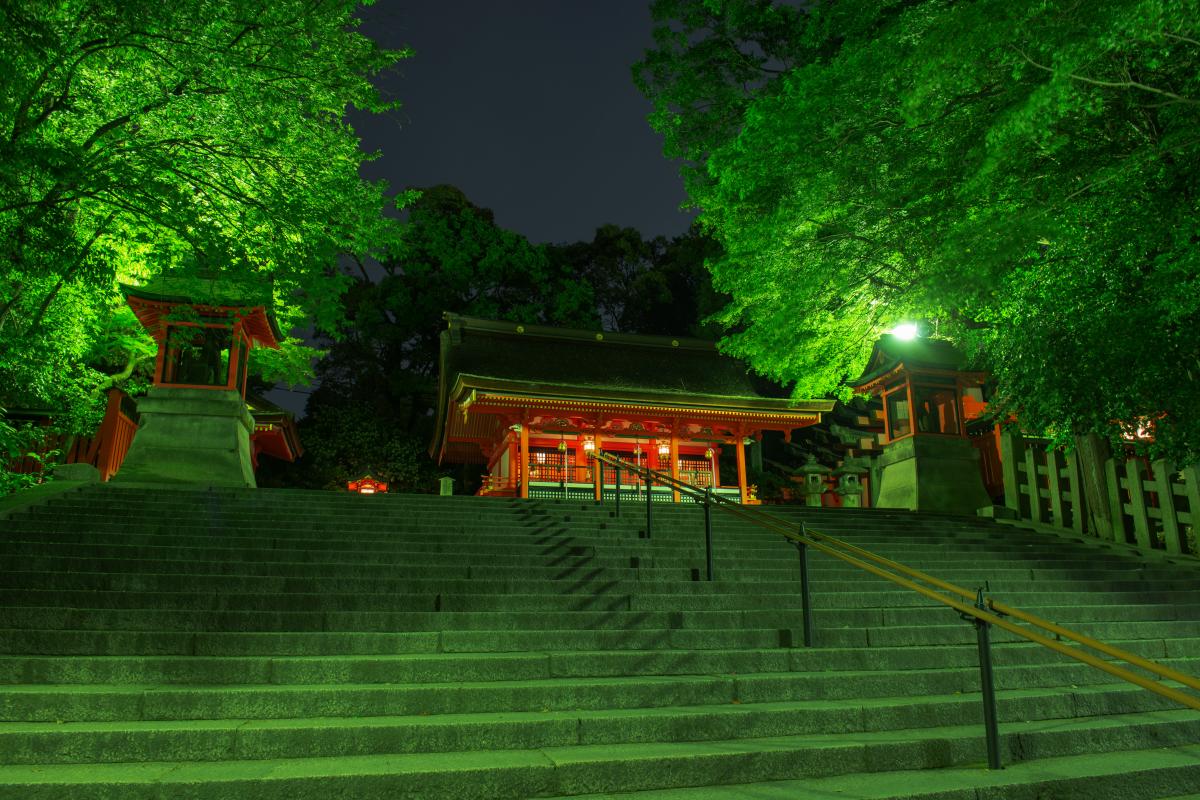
[1075,432,1114,539]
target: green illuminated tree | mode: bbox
[296,185,598,490]
[0,0,409,447]
[637,0,1200,461]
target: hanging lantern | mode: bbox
[657,442,670,457]
[705,447,715,460]
[582,437,595,452]
[347,474,388,494]
[557,440,567,453]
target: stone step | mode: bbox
[0,533,1119,562]
[544,745,1200,800]
[3,568,1192,597]
[0,529,1125,565]
[0,553,1180,587]
[2,642,1197,685]
[0,690,1189,765]
[4,658,1199,723]
[0,716,1197,799]
[3,587,1195,624]
[0,627,806,656]
[0,601,1194,634]
[6,515,1055,546]
[3,486,1197,798]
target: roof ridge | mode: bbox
[443,313,717,351]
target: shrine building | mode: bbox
[430,314,835,503]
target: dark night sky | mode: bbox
[347,1,697,244]
[266,3,695,414]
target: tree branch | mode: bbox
[1162,31,1200,48]
[1013,46,1198,105]
[24,211,117,337]
[80,77,190,152]
[94,348,151,395]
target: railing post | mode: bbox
[704,488,714,581]
[645,468,653,539]
[615,463,622,518]
[796,523,814,647]
[1124,459,1153,549]
[1000,427,1025,517]
[974,587,1003,770]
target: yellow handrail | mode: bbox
[591,452,1200,712]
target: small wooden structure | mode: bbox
[847,334,992,514]
[246,395,304,469]
[123,275,281,398]
[848,334,988,444]
[347,475,388,494]
[112,273,283,487]
[431,315,834,503]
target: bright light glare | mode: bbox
[890,323,919,340]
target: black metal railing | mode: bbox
[589,452,1200,771]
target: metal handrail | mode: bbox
[590,451,1200,768]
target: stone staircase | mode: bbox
[0,485,1197,798]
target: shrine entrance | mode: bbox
[430,314,834,503]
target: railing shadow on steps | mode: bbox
[590,451,1200,771]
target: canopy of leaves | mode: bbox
[633,0,812,200]
[638,0,1200,462]
[1,0,409,436]
[548,223,726,336]
[296,186,598,490]
[295,186,727,490]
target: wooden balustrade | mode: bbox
[1002,429,1198,557]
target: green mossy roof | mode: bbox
[120,272,282,342]
[120,273,273,309]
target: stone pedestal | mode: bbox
[874,435,990,515]
[111,388,256,488]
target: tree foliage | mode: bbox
[637,0,1200,462]
[1,0,408,439]
[548,223,726,336]
[294,187,726,490]
[296,186,600,490]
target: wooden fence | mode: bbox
[7,389,139,482]
[1002,431,1198,558]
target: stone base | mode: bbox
[111,387,256,488]
[977,504,1020,520]
[874,435,991,515]
[52,463,101,483]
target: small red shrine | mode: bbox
[431,315,835,503]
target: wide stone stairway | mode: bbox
[0,485,1198,798]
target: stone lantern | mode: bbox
[797,454,830,508]
[111,272,280,488]
[833,460,869,508]
[847,333,991,514]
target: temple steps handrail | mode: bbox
[591,452,1200,713]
